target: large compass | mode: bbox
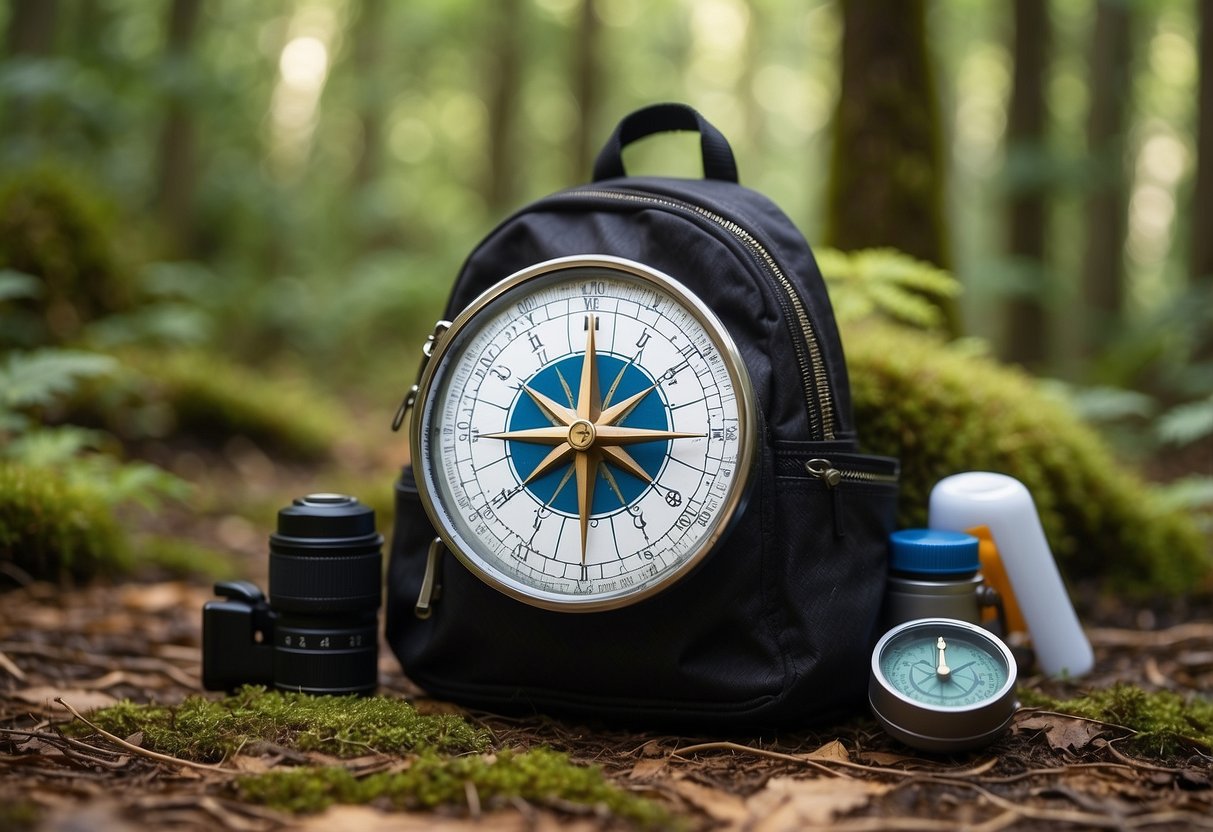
[409,255,757,611]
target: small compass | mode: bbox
[869,618,1018,752]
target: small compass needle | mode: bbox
[935,637,951,679]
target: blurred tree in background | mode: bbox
[0,0,1208,468]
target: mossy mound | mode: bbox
[844,322,1210,594]
[0,461,131,582]
[236,749,674,826]
[1022,684,1213,757]
[0,165,132,342]
[73,349,343,460]
[77,688,672,825]
[77,687,491,762]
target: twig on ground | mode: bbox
[55,697,231,774]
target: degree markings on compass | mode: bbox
[472,454,510,474]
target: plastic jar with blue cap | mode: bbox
[883,529,1004,631]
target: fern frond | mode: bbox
[0,349,116,410]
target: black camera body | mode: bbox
[202,494,383,695]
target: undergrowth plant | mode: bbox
[74,688,674,826]
[819,249,1211,594]
[1021,685,1213,757]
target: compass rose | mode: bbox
[483,313,704,566]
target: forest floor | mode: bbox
[1,440,1211,830]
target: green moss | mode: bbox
[0,798,41,831]
[1022,685,1213,757]
[0,164,132,342]
[845,322,1211,594]
[0,461,132,582]
[135,534,239,580]
[77,687,491,762]
[74,349,342,460]
[235,749,674,827]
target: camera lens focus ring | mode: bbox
[268,548,382,613]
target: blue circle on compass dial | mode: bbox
[507,354,669,516]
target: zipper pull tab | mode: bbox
[806,458,846,538]
[415,537,445,619]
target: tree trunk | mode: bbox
[5,0,58,55]
[1079,0,1132,361]
[483,0,525,214]
[1193,0,1213,302]
[570,0,601,181]
[351,0,386,190]
[153,0,203,256]
[825,0,954,332]
[1002,0,1051,368]
[4,0,59,138]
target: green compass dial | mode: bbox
[869,618,1019,752]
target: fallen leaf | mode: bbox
[628,758,668,779]
[800,739,850,763]
[746,776,888,830]
[118,582,194,613]
[668,775,748,825]
[1016,713,1110,753]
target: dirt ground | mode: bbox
[1,572,1211,831]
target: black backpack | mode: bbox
[387,103,899,726]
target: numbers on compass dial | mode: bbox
[413,258,755,611]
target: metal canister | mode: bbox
[883,529,1004,632]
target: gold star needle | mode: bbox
[575,448,598,565]
[599,445,651,482]
[480,426,568,443]
[593,426,705,445]
[597,384,655,426]
[522,442,576,484]
[578,313,601,421]
[523,385,575,426]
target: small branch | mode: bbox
[0,649,27,681]
[55,697,231,774]
[670,740,849,778]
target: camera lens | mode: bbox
[268,493,383,695]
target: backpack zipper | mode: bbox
[563,188,836,442]
[805,457,899,538]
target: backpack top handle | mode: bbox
[591,102,739,184]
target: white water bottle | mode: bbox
[928,472,1094,678]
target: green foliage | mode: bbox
[0,798,41,831]
[2,426,188,509]
[235,749,675,826]
[76,349,343,460]
[79,687,491,762]
[0,461,131,582]
[133,534,239,580]
[844,322,1210,594]
[1156,395,1213,447]
[817,248,960,332]
[0,165,132,342]
[0,348,116,430]
[1022,685,1213,757]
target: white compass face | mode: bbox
[411,255,756,611]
